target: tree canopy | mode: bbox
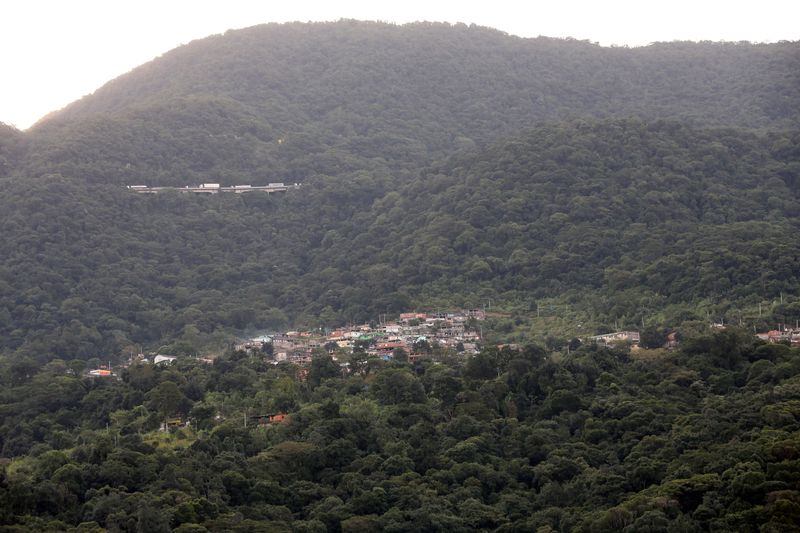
[0,333,798,530]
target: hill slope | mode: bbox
[19,22,800,185]
[1,22,798,356]
[1,21,799,533]
[2,119,798,357]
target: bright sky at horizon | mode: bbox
[2,0,797,130]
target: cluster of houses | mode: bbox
[86,353,215,379]
[86,311,798,381]
[756,328,800,346]
[587,331,641,346]
[235,309,487,364]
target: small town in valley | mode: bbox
[234,309,488,365]
[87,308,800,379]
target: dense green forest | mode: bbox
[1,332,799,531]
[17,23,800,190]
[320,120,800,316]
[1,25,797,357]
[1,21,800,529]
[1,119,798,358]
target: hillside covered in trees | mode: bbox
[15,23,800,188]
[1,332,799,531]
[1,18,800,533]
[1,118,798,358]
[0,22,798,356]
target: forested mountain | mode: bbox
[2,120,798,358]
[45,21,800,131]
[0,21,798,357]
[19,22,800,186]
[1,19,800,533]
[320,120,800,312]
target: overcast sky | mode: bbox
[2,0,797,129]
